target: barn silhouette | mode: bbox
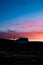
[16,38,28,43]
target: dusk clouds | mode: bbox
[0,19,43,32]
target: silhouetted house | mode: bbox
[16,38,28,43]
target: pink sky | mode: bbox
[6,19,43,32]
[0,19,43,41]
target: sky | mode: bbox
[0,0,43,41]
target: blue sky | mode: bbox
[0,0,43,32]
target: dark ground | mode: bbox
[0,38,43,65]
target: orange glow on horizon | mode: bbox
[7,32,43,42]
[1,31,43,42]
[28,32,43,42]
[29,38,43,42]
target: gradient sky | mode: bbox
[0,0,43,41]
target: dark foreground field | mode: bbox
[0,38,43,65]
